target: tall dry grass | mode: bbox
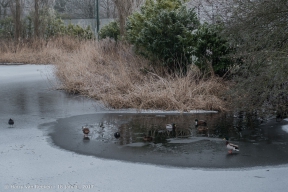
[0,37,228,112]
[0,37,81,64]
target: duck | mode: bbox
[166,123,176,136]
[223,137,239,154]
[82,126,90,137]
[8,118,14,127]
[166,123,176,131]
[143,135,153,142]
[114,132,120,139]
[195,119,207,126]
[197,126,208,133]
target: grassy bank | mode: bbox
[0,37,228,112]
[0,37,85,64]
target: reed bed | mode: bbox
[0,37,228,112]
[0,37,80,64]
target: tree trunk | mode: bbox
[15,0,21,40]
[34,0,39,38]
[3,5,8,18]
[113,0,125,36]
[106,0,110,18]
[205,57,215,77]
[113,0,144,36]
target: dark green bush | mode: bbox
[0,17,14,38]
[126,0,199,73]
[193,23,233,76]
[99,21,120,41]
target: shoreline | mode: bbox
[1,64,288,192]
[47,112,288,169]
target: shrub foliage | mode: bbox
[0,9,93,40]
[99,21,120,41]
[126,0,199,73]
[194,23,232,76]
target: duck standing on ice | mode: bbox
[82,126,90,138]
[223,137,239,154]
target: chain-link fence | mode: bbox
[63,18,114,34]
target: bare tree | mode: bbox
[66,0,94,18]
[9,0,23,40]
[100,0,116,18]
[54,0,67,13]
[187,0,233,23]
[0,0,9,18]
[34,0,39,37]
[14,0,21,39]
[32,0,52,38]
[112,0,144,35]
[223,0,288,117]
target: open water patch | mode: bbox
[45,113,288,168]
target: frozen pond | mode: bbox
[1,64,288,169]
[47,112,288,168]
[1,64,288,192]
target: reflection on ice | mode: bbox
[282,124,288,133]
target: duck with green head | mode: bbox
[223,137,239,154]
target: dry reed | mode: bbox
[0,37,228,112]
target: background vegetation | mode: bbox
[0,0,287,118]
[223,0,288,118]
[126,0,200,74]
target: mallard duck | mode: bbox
[223,138,239,154]
[114,132,120,139]
[195,119,207,126]
[166,123,176,131]
[8,118,14,127]
[197,126,208,133]
[82,126,90,137]
[143,135,153,142]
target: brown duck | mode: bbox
[82,126,90,137]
